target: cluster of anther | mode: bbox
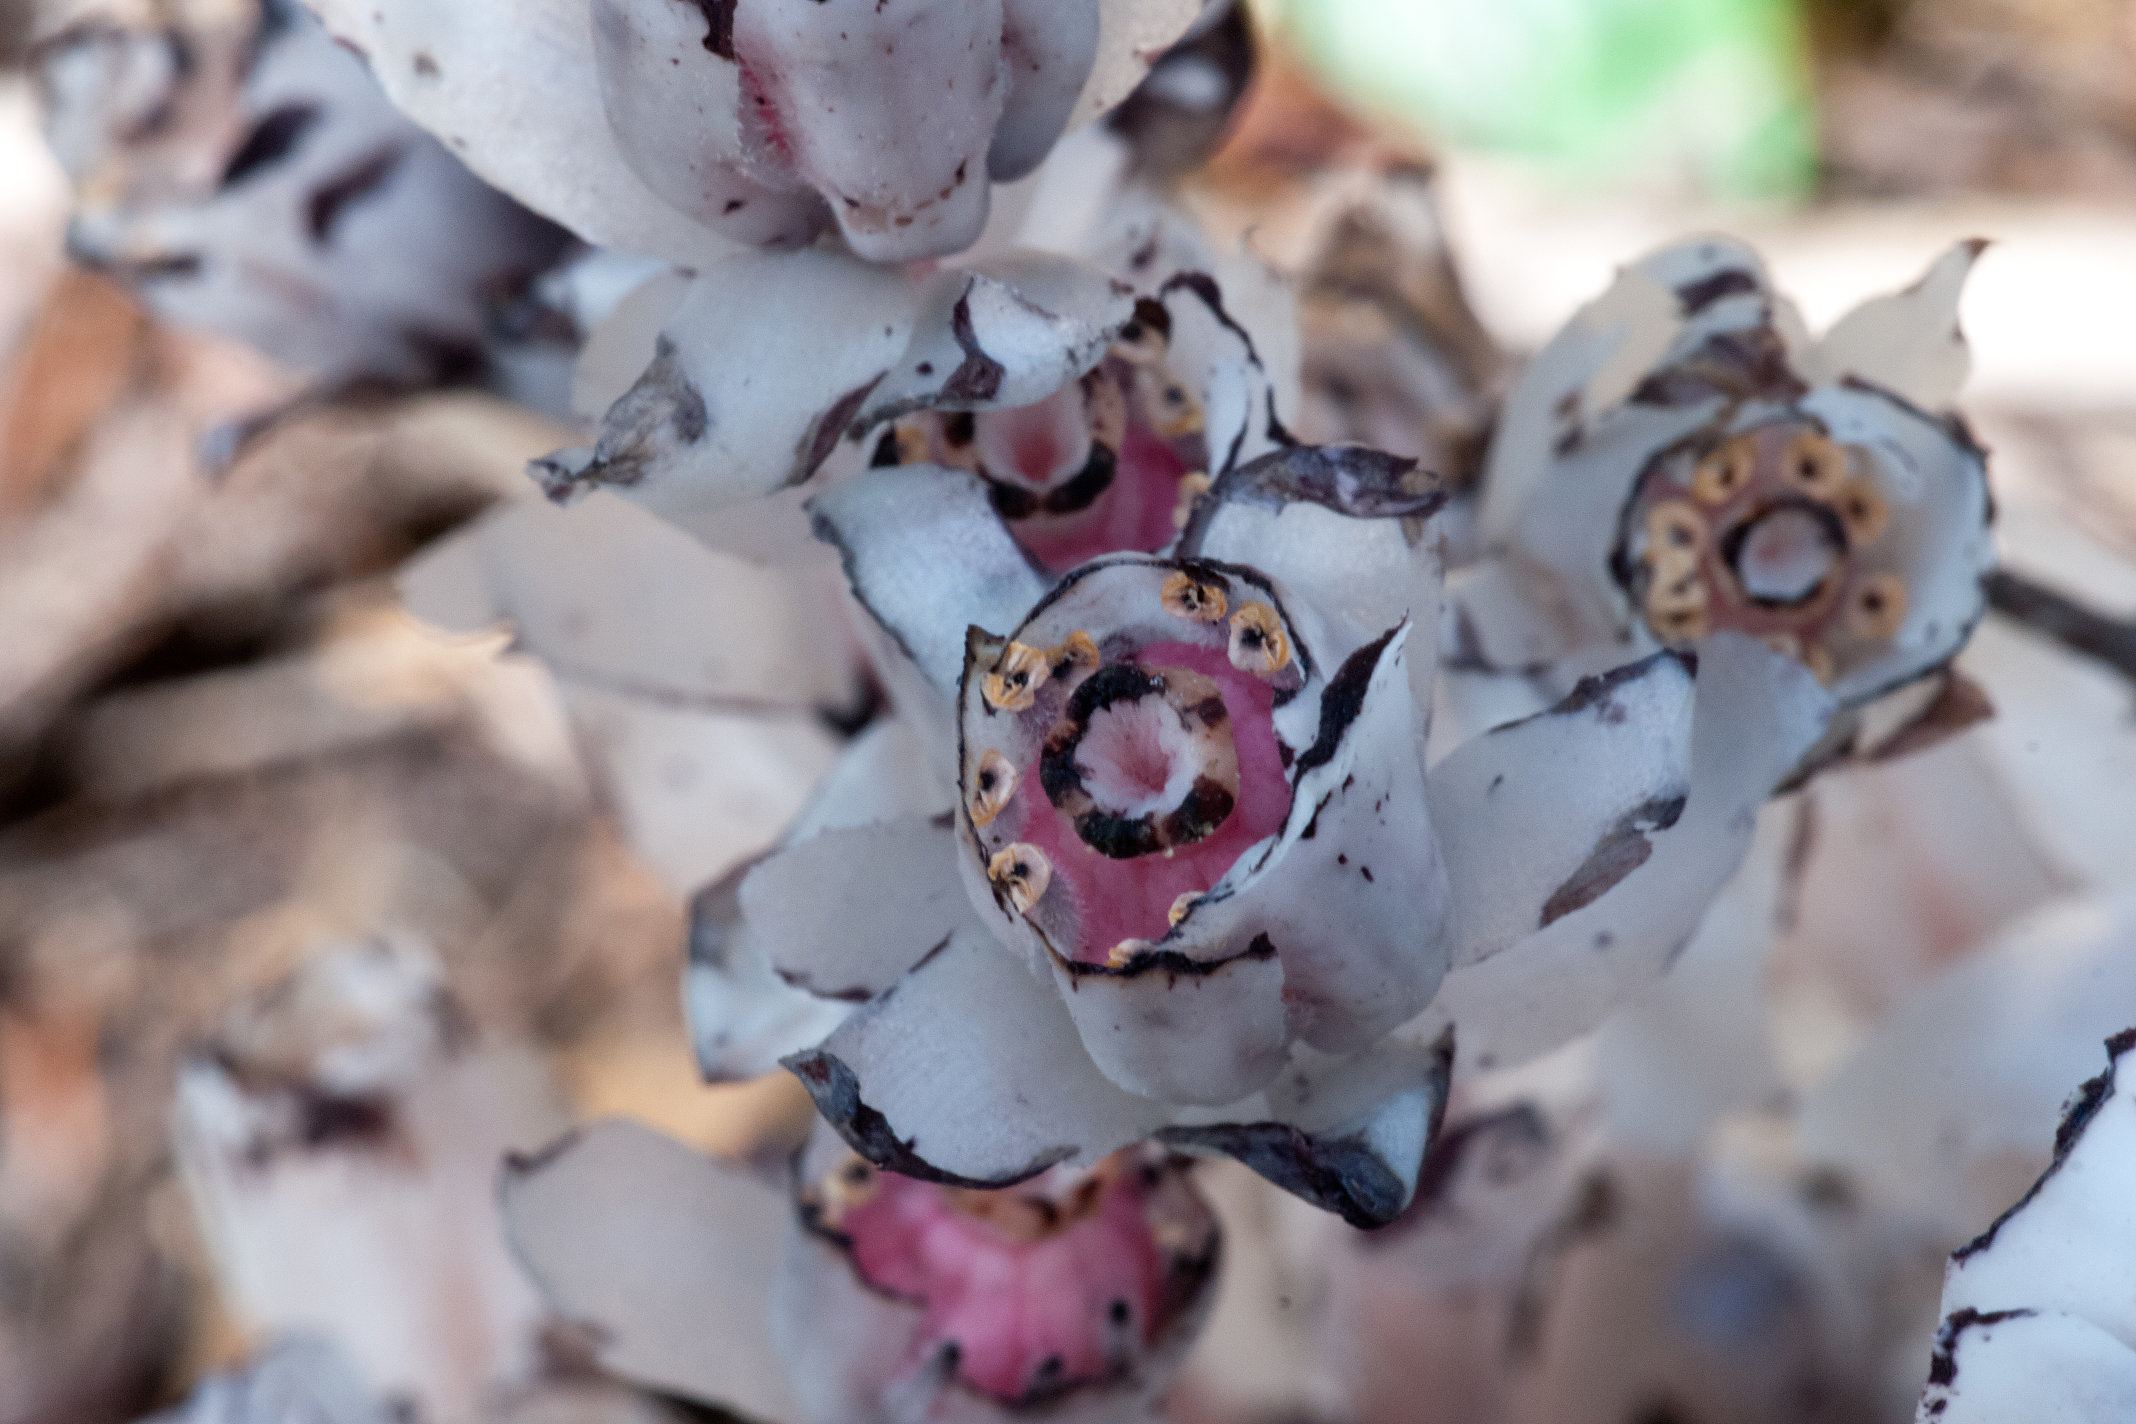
[877,303,1208,570]
[1623,419,1906,683]
[974,568,1299,966]
[801,1149,1214,1406]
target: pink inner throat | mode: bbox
[842,1169,1173,1403]
[1015,642,1291,960]
[1012,426,1192,574]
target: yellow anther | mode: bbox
[1227,601,1292,676]
[1845,573,1909,642]
[1835,476,1890,546]
[1160,570,1229,623]
[968,748,1018,827]
[1785,430,1850,499]
[1691,437,1756,506]
[982,641,1051,712]
[988,844,1053,915]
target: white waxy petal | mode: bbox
[858,255,1137,428]
[738,816,969,1004]
[588,0,828,246]
[784,714,956,843]
[1814,239,1986,411]
[685,721,952,1080]
[767,1225,932,1424]
[541,247,917,519]
[785,926,1171,1186]
[570,262,692,423]
[1180,443,1446,674]
[398,490,859,713]
[1163,267,1286,477]
[1162,1035,1453,1229]
[499,1120,803,1424]
[1167,626,1450,1062]
[554,682,838,898]
[1914,1031,2136,1421]
[1069,0,1207,128]
[1039,931,1292,1108]
[807,464,1048,701]
[1937,1031,2136,1352]
[1426,653,1696,970]
[1413,635,1835,1071]
[1798,382,1994,707]
[732,0,1005,262]
[990,0,1102,181]
[299,0,738,265]
[686,858,856,1083]
[1916,1310,2136,1424]
[60,6,569,386]
[1477,243,1724,541]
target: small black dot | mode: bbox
[1109,1299,1131,1325]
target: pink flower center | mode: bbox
[1015,642,1290,960]
[835,1161,1187,1403]
[896,350,1204,575]
[1079,695,1191,810]
[1010,423,1193,574]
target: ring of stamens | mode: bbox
[1627,420,1910,685]
[1039,664,1239,861]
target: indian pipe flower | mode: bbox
[1462,236,1994,757]
[499,1120,1220,1424]
[1914,1028,2136,1423]
[295,0,1208,265]
[533,200,1289,575]
[35,0,571,386]
[684,442,1835,1223]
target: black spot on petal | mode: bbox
[220,102,320,189]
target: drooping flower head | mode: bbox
[297,0,1207,264]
